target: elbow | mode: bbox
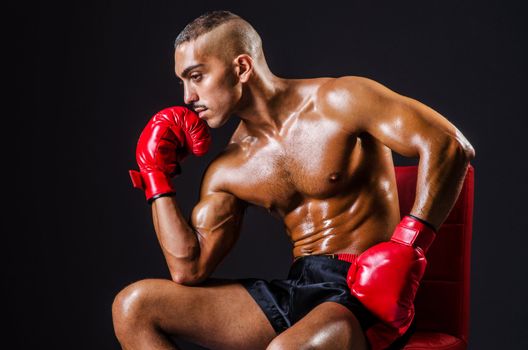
[425,137,475,168]
[440,137,475,168]
[455,136,475,160]
[163,239,205,285]
[465,144,476,161]
[168,259,208,286]
[170,269,205,286]
[453,138,475,162]
[453,129,476,160]
[170,272,203,286]
[432,129,476,163]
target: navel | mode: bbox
[328,172,341,182]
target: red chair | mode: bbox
[392,164,475,349]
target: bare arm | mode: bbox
[151,157,247,285]
[323,76,475,229]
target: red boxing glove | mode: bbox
[346,215,436,338]
[129,106,211,203]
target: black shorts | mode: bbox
[238,254,379,334]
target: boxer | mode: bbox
[112,10,475,350]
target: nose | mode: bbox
[183,84,198,105]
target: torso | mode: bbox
[216,78,400,257]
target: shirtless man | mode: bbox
[112,10,475,350]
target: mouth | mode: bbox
[195,108,208,118]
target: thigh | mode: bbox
[117,278,276,350]
[267,301,368,350]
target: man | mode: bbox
[112,10,475,350]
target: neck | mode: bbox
[234,65,291,137]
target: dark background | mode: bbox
[8,0,527,349]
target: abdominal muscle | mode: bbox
[283,187,400,258]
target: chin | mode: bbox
[208,113,231,128]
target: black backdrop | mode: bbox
[8,1,527,349]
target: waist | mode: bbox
[292,253,359,264]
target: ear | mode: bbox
[234,54,253,83]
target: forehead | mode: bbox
[174,36,221,77]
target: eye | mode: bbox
[190,73,202,82]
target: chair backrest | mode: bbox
[394,164,474,344]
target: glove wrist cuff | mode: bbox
[129,170,175,203]
[390,215,436,253]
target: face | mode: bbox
[174,38,242,128]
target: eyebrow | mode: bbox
[179,63,205,78]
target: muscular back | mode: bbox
[193,77,401,259]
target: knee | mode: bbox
[112,279,170,336]
[266,317,365,350]
[267,335,312,350]
[266,336,293,350]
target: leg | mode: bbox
[112,278,276,350]
[266,301,368,350]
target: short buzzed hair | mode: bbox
[174,10,264,62]
[174,11,240,48]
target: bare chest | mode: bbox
[226,117,361,214]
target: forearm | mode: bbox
[411,138,475,230]
[151,196,203,284]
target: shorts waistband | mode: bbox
[292,253,359,264]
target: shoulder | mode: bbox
[199,138,245,199]
[200,145,238,193]
[316,75,389,110]
[314,76,398,131]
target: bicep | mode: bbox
[190,162,247,278]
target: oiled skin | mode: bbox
[112,21,475,350]
[163,76,474,283]
[207,78,400,258]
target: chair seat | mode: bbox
[403,332,467,350]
